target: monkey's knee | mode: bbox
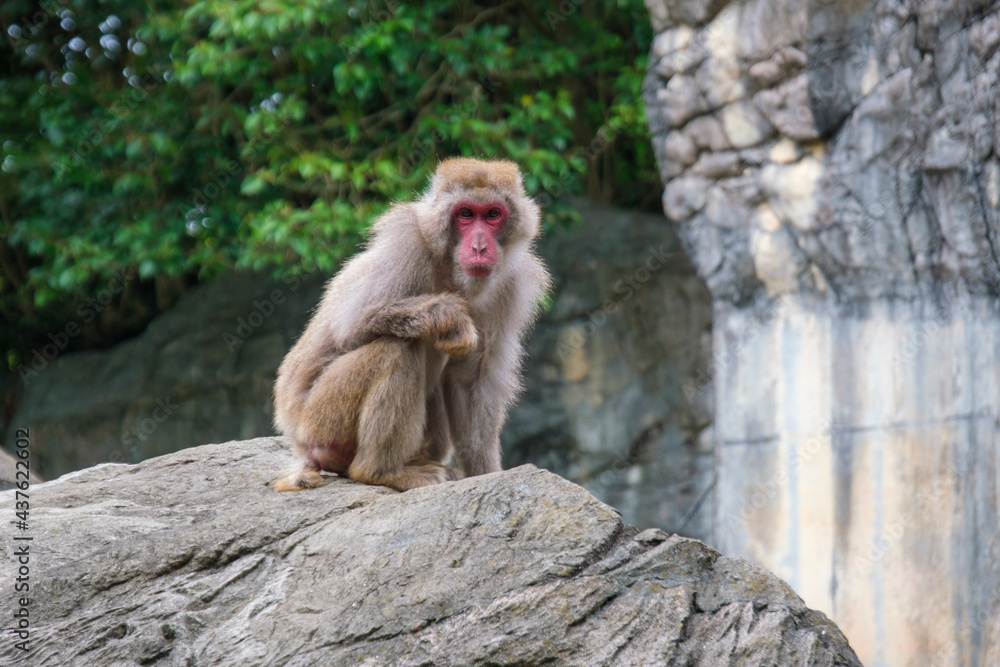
[273,468,325,492]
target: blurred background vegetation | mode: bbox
[0,0,658,374]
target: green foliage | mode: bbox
[0,0,656,365]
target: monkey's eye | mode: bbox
[458,208,474,218]
[487,208,501,219]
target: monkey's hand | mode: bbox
[433,311,479,357]
[424,294,477,356]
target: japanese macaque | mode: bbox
[273,158,551,492]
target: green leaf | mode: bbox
[240,175,267,195]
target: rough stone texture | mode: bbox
[644,0,1000,304]
[644,0,1000,665]
[0,438,861,666]
[3,200,715,542]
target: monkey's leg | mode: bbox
[348,340,459,491]
[274,432,356,491]
[274,346,378,491]
[444,376,504,477]
[419,384,454,466]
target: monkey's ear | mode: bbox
[514,196,543,240]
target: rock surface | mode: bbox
[644,0,1000,304]
[643,0,1000,664]
[0,438,860,666]
[3,199,715,542]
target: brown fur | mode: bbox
[273,158,551,492]
[434,158,522,193]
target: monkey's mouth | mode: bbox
[463,265,493,278]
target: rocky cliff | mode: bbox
[643,0,1000,664]
[0,438,860,666]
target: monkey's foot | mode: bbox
[431,463,461,482]
[273,468,325,492]
[350,462,460,492]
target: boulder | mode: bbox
[0,438,860,666]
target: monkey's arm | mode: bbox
[362,294,479,357]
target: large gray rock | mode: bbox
[644,0,1000,664]
[0,438,860,666]
[4,199,714,542]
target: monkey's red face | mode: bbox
[452,200,507,278]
